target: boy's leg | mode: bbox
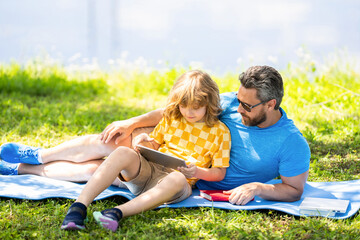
[93,171,191,232]
[75,147,141,206]
[119,171,190,217]
[62,146,141,230]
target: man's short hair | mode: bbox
[239,66,284,110]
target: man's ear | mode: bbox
[267,99,277,110]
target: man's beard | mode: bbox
[241,110,267,127]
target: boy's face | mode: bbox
[179,104,207,123]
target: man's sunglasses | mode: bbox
[237,99,266,112]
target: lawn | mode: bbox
[0,57,359,239]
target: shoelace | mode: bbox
[19,148,36,158]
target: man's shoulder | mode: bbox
[277,109,302,134]
[220,92,237,102]
[276,109,309,149]
[220,92,238,114]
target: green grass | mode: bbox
[0,57,360,239]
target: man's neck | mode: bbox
[257,109,282,128]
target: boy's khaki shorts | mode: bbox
[118,153,192,204]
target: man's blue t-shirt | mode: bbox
[196,92,311,190]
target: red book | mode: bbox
[200,190,255,202]
[200,190,230,201]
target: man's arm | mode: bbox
[100,108,164,144]
[225,170,309,205]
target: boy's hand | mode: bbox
[178,163,198,178]
[133,133,155,151]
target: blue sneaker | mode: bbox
[93,208,122,232]
[0,143,42,165]
[61,202,87,231]
[0,160,19,175]
[93,211,119,232]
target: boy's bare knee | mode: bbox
[164,172,188,192]
[113,146,134,156]
[107,146,140,181]
[109,146,137,165]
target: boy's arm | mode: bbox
[100,108,164,144]
[194,166,227,181]
[179,164,226,182]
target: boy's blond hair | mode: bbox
[163,70,222,127]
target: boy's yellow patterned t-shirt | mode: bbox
[149,117,231,185]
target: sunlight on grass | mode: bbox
[0,54,359,239]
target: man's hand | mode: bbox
[99,108,164,145]
[178,163,198,178]
[224,182,261,205]
[224,171,309,205]
[99,120,134,144]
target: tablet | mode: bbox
[137,145,187,169]
[299,197,350,217]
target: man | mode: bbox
[197,66,310,205]
[0,66,310,205]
